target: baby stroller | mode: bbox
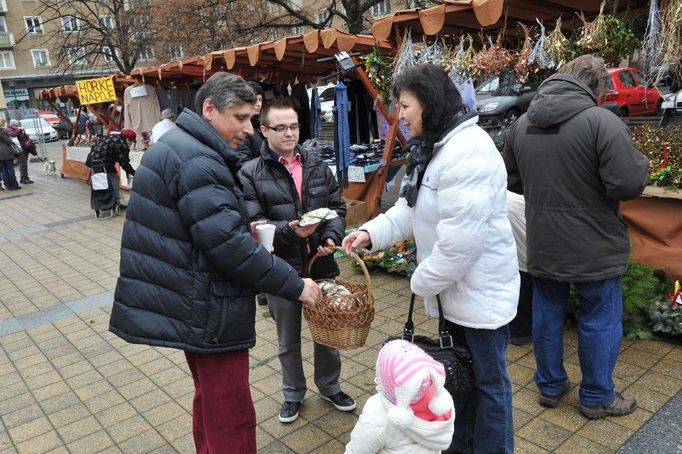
[90,159,116,219]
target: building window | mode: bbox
[292,25,304,35]
[99,15,114,30]
[24,16,44,34]
[272,29,281,40]
[371,0,390,16]
[170,47,184,60]
[62,16,80,32]
[67,47,88,65]
[102,45,115,63]
[0,17,7,33]
[0,50,14,69]
[316,11,326,26]
[31,49,50,68]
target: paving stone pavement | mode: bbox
[1,142,681,453]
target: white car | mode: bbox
[308,83,336,122]
[15,118,59,142]
[661,90,682,114]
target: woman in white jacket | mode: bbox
[343,64,519,453]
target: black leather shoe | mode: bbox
[321,391,356,411]
[279,401,301,423]
[21,179,34,184]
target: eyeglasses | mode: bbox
[266,123,300,133]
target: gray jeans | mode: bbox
[266,293,342,402]
[18,151,29,182]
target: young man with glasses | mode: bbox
[238,97,355,423]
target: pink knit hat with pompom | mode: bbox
[376,340,450,427]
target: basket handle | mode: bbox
[308,246,373,298]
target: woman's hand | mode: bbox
[316,238,336,257]
[342,230,371,256]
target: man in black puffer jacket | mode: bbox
[504,55,648,421]
[109,73,321,454]
[238,98,354,424]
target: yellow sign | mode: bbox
[75,77,117,105]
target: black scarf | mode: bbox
[399,111,477,207]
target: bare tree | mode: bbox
[262,0,437,35]
[150,0,275,62]
[27,0,156,74]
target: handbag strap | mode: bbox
[403,293,454,349]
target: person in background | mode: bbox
[109,72,321,454]
[507,190,533,346]
[150,108,177,144]
[0,119,20,191]
[85,129,137,215]
[238,80,268,306]
[236,80,265,169]
[343,64,518,454]
[503,54,648,419]
[345,339,455,454]
[238,97,354,424]
[6,119,36,185]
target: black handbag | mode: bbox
[387,293,474,411]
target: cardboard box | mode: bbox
[343,198,368,228]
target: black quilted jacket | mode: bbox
[238,144,346,279]
[109,109,304,353]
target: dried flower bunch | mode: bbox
[514,23,534,83]
[577,1,638,66]
[545,17,572,69]
[472,33,514,79]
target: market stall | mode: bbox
[36,74,137,182]
[131,28,399,218]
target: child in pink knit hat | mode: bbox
[345,340,455,454]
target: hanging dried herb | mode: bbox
[451,34,477,82]
[362,47,392,107]
[658,0,682,80]
[577,2,639,66]
[529,19,556,69]
[391,29,416,82]
[545,17,572,69]
[472,33,514,79]
[514,23,533,83]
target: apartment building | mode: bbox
[0,0,116,109]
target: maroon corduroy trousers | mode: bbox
[185,350,256,453]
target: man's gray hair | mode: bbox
[557,54,610,99]
[194,72,256,114]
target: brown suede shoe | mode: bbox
[579,392,636,419]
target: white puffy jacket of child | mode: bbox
[345,340,455,454]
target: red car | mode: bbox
[599,68,663,117]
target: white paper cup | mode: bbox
[256,224,276,251]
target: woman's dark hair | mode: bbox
[392,64,465,147]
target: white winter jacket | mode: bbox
[361,116,519,329]
[345,393,454,454]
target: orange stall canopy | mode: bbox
[130,29,398,218]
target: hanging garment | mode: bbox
[347,80,377,143]
[155,88,181,114]
[335,81,352,174]
[124,84,161,148]
[292,83,311,143]
[455,79,477,114]
[310,87,321,139]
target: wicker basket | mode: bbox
[302,246,374,349]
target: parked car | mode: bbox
[307,83,335,123]
[38,113,70,139]
[661,90,682,116]
[599,67,663,117]
[475,76,540,127]
[15,118,59,142]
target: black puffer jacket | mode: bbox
[504,75,649,281]
[235,117,264,170]
[110,109,304,353]
[238,144,346,279]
